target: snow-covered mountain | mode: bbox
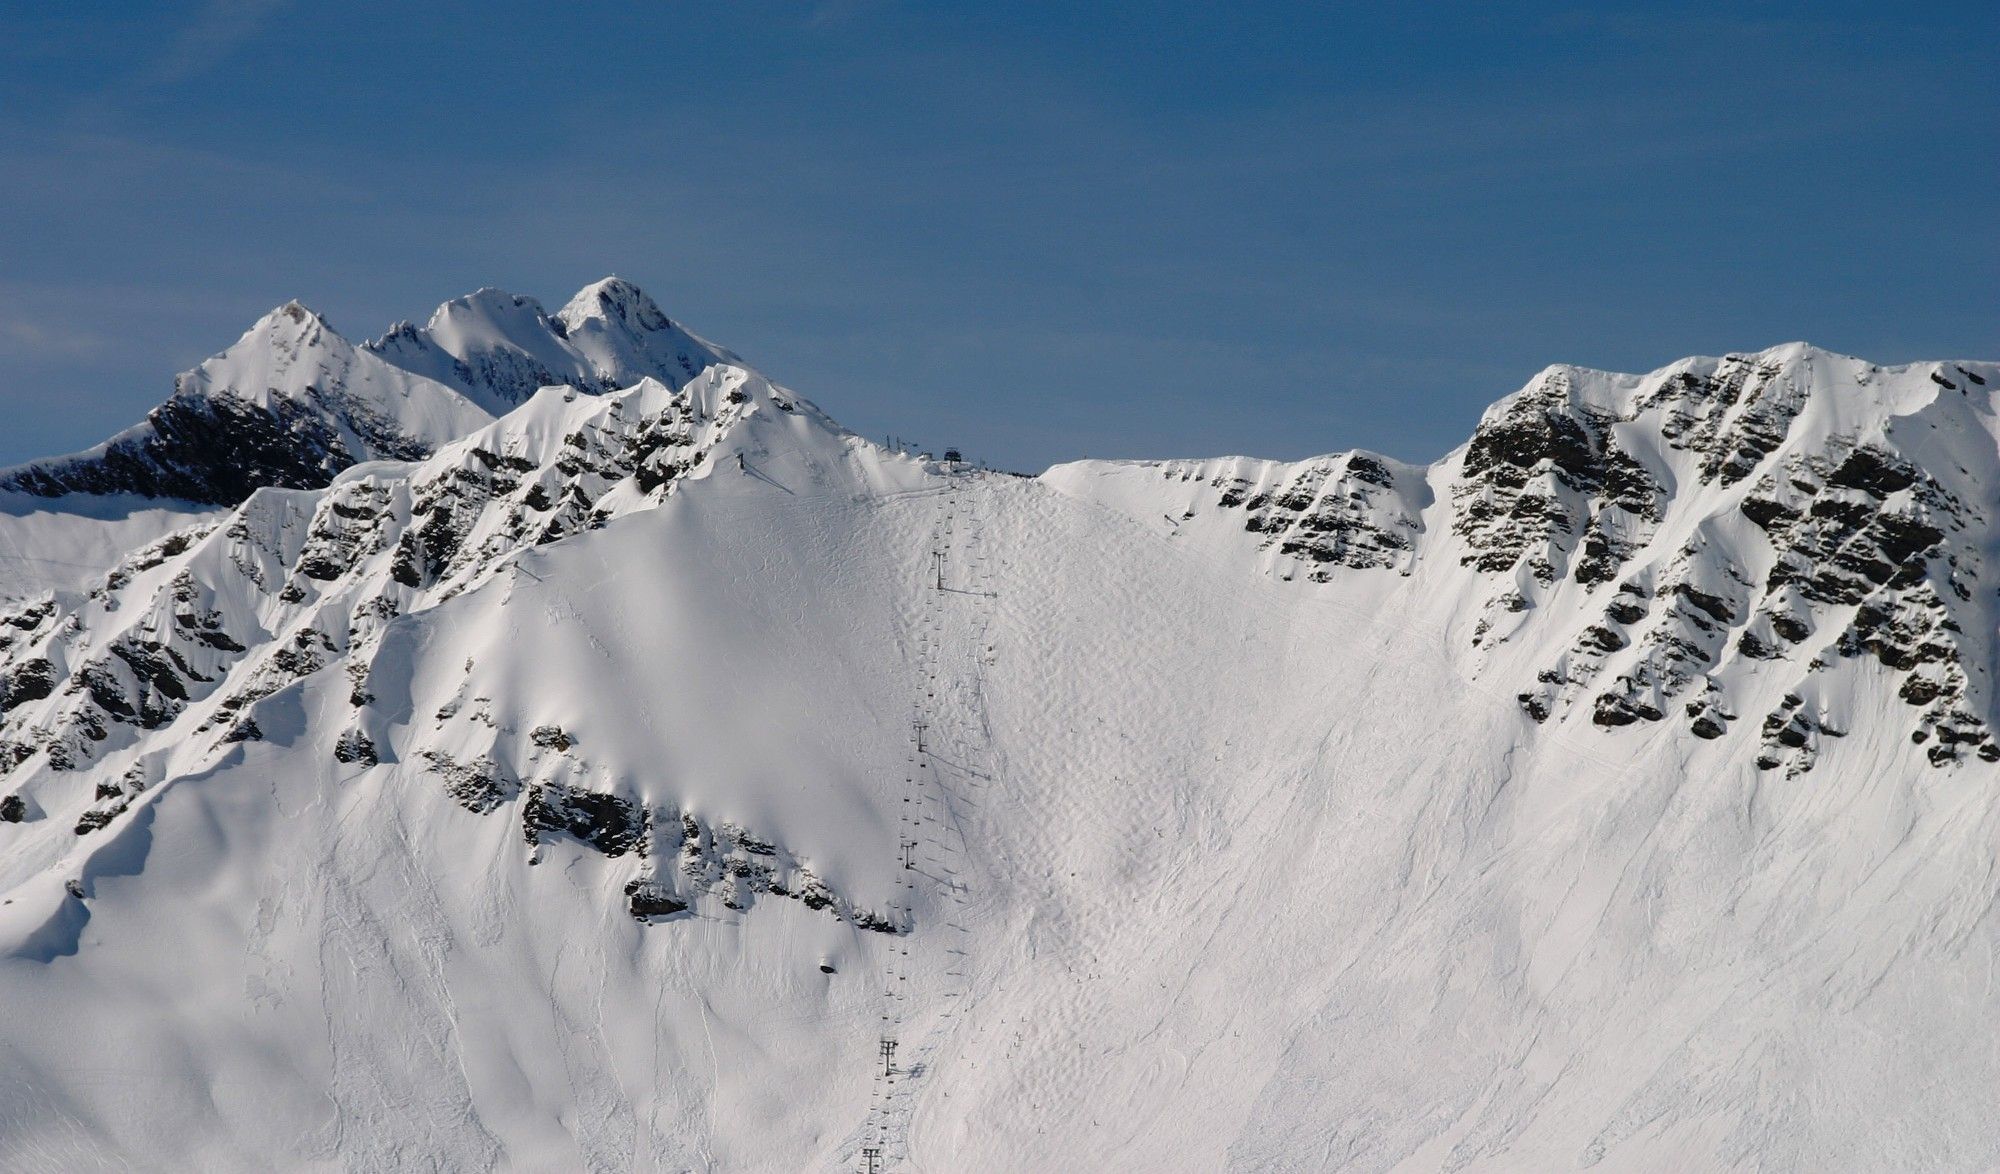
[0,303,1996,1171]
[0,279,726,605]
[363,278,738,416]
[1052,344,2000,772]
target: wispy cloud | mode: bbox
[138,0,291,88]
[0,318,110,361]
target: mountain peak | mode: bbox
[0,276,749,515]
[555,276,671,334]
[359,279,734,415]
[244,299,334,344]
[0,295,491,507]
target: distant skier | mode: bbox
[736,453,745,472]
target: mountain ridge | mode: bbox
[0,278,734,607]
[0,293,1996,1169]
[0,278,728,509]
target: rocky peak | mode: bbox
[266,299,323,332]
[1451,362,1665,587]
[1451,345,2000,772]
[550,277,737,393]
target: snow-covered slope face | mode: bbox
[2,338,1999,1171]
[0,492,226,607]
[1051,344,2000,774]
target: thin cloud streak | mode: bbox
[137,0,292,88]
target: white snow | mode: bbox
[0,326,1996,1170]
[0,492,218,604]
[366,278,737,414]
[185,300,497,452]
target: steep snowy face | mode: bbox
[365,278,734,414]
[0,493,223,607]
[363,289,594,414]
[1050,344,2000,775]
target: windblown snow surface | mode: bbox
[0,292,1997,1171]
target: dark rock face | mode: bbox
[0,519,299,778]
[1,658,58,709]
[381,393,727,594]
[1458,351,1997,771]
[1634,354,1803,486]
[0,390,426,506]
[333,728,378,765]
[1687,695,1731,740]
[1754,693,1848,776]
[1453,366,1666,589]
[70,763,152,835]
[0,794,22,822]
[1160,452,1425,578]
[506,772,895,931]
[1233,453,1424,577]
[1736,444,1991,765]
[422,751,517,814]
[624,879,688,919]
[73,805,122,834]
[529,724,573,752]
[522,781,644,856]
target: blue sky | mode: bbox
[0,2,1993,472]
